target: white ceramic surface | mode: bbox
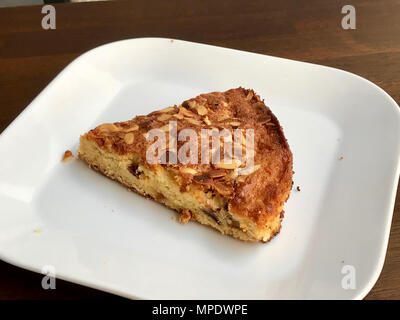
[0,38,399,299]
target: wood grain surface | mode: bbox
[0,0,399,300]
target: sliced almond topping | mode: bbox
[120,124,139,132]
[246,91,253,100]
[238,176,246,183]
[173,113,184,120]
[98,123,119,132]
[186,118,202,126]
[130,124,139,131]
[213,181,233,197]
[124,133,135,144]
[187,100,196,107]
[180,167,197,175]
[258,116,271,124]
[237,164,260,176]
[217,113,230,121]
[203,116,211,125]
[157,113,172,122]
[159,124,170,132]
[208,169,226,178]
[229,121,241,127]
[160,106,175,113]
[196,105,208,116]
[215,159,242,170]
[179,107,195,118]
[193,175,211,184]
[229,169,239,180]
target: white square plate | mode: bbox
[0,38,399,299]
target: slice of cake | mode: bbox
[78,88,293,242]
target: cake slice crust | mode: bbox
[78,88,293,242]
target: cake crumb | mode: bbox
[339,156,343,160]
[296,186,301,192]
[178,209,192,224]
[34,228,41,233]
[62,150,74,162]
[170,39,174,43]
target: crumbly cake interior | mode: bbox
[78,88,293,242]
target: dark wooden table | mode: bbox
[0,0,399,300]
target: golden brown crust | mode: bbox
[82,88,293,228]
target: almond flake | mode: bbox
[193,175,211,184]
[157,114,172,121]
[208,170,226,178]
[173,113,184,120]
[258,116,271,124]
[159,124,170,132]
[213,181,233,197]
[197,105,208,116]
[186,118,202,126]
[180,167,197,175]
[215,159,242,170]
[160,106,175,113]
[217,114,230,121]
[229,170,239,179]
[98,123,119,132]
[130,124,139,131]
[120,124,139,132]
[229,121,241,127]
[124,133,135,144]
[179,107,195,118]
[237,164,260,176]
[187,100,196,107]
